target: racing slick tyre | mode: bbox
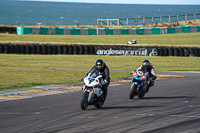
[80,91,89,110]
[138,92,145,99]
[129,84,137,99]
[94,95,105,109]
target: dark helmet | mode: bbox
[95,59,105,70]
[142,60,150,68]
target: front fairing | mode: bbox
[84,69,102,88]
[131,71,149,92]
[83,69,103,101]
[132,71,149,82]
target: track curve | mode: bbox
[0,71,200,133]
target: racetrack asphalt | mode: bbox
[0,70,200,133]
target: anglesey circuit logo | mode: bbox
[96,48,158,56]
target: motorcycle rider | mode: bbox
[83,59,110,100]
[134,60,156,92]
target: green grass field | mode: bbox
[0,32,200,91]
[1,32,200,47]
[0,54,199,91]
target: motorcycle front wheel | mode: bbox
[129,84,137,99]
[80,91,89,110]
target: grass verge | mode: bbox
[0,54,199,91]
[0,32,200,47]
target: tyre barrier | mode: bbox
[0,43,200,57]
[0,27,16,34]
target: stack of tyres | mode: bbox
[78,45,84,55]
[63,45,69,54]
[57,45,63,54]
[168,47,174,56]
[174,48,179,56]
[183,48,190,56]
[68,45,73,54]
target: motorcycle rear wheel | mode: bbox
[138,92,145,99]
[80,92,89,110]
[94,96,104,109]
[129,84,137,99]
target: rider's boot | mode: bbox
[102,89,107,101]
[146,81,154,93]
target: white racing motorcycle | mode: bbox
[80,69,105,110]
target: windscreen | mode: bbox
[89,69,101,78]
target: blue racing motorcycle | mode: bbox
[129,70,149,99]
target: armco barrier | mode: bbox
[0,43,199,57]
[71,28,80,35]
[121,28,129,35]
[152,28,160,34]
[167,27,175,34]
[88,28,97,35]
[198,26,200,32]
[24,27,32,34]
[40,27,48,34]
[16,26,200,35]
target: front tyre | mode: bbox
[129,84,137,99]
[80,91,89,110]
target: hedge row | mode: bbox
[0,43,200,57]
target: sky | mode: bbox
[25,0,200,5]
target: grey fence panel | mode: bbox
[98,28,105,35]
[175,27,182,33]
[144,28,152,35]
[113,29,121,35]
[48,28,55,34]
[80,28,88,35]
[63,28,71,35]
[32,27,40,34]
[129,28,136,35]
[159,27,168,34]
[190,26,198,32]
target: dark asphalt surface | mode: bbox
[0,71,200,133]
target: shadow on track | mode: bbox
[141,96,193,100]
[101,105,163,110]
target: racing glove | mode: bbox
[102,80,107,85]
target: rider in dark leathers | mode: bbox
[84,59,110,100]
[135,60,156,92]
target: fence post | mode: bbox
[160,16,162,24]
[143,17,145,25]
[127,18,129,26]
[177,15,179,22]
[169,16,171,23]
[97,28,99,35]
[135,18,137,26]
[194,14,196,22]
[101,19,102,26]
[97,18,99,25]
[152,17,154,24]
[118,19,119,26]
[107,19,109,26]
[185,14,187,23]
